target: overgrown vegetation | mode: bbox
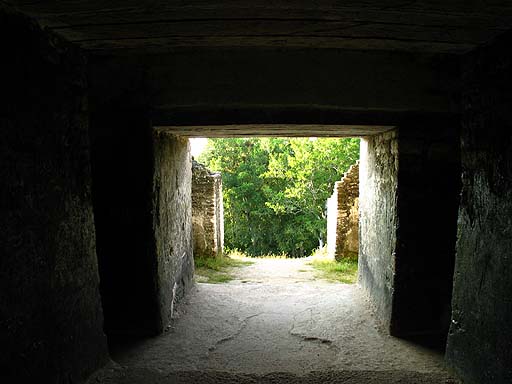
[194,249,358,284]
[194,256,254,284]
[308,258,359,284]
[198,138,360,257]
[304,246,358,283]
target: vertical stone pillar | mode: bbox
[88,60,194,335]
[392,119,460,338]
[214,173,225,255]
[327,162,359,260]
[446,30,512,384]
[153,132,194,326]
[358,122,461,341]
[359,131,399,329]
[1,7,108,382]
[89,102,162,335]
[192,161,224,258]
[326,190,338,259]
[89,106,195,335]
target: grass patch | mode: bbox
[194,255,254,284]
[308,257,358,284]
[227,249,289,259]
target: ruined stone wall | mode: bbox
[153,133,194,327]
[214,174,225,254]
[326,193,337,258]
[327,162,359,260]
[192,161,224,258]
[0,6,108,382]
[446,30,512,384]
[359,132,399,329]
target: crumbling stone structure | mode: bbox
[192,161,224,258]
[327,162,359,260]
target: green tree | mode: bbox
[264,138,360,252]
[198,137,359,257]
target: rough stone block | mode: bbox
[192,160,224,258]
[446,29,512,384]
[89,112,194,335]
[0,6,108,382]
[358,132,398,329]
[153,133,194,325]
[327,162,360,260]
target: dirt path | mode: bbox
[94,258,460,383]
[230,256,318,284]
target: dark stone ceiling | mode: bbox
[154,124,394,137]
[7,0,512,54]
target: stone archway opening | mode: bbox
[4,4,510,380]
[88,122,455,381]
[87,118,460,382]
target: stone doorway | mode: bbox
[91,123,460,383]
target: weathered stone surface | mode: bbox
[0,6,108,382]
[358,131,399,329]
[93,369,459,384]
[446,30,512,384]
[392,119,461,339]
[9,1,512,53]
[93,259,459,384]
[89,101,161,335]
[89,109,193,334]
[327,162,359,260]
[91,99,193,334]
[359,123,460,340]
[159,124,393,138]
[192,160,224,259]
[5,3,512,383]
[89,49,459,125]
[153,133,194,326]
[346,198,359,255]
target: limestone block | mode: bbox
[192,160,224,258]
[326,162,360,260]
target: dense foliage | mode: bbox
[198,138,359,257]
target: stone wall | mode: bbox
[89,106,194,334]
[0,6,108,382]
[153,133,194,327]
[392,119,460,339]
[446,30,512,384]
[359,132,399,329]
[327,162,359,260]
[359,123,460,339]
[192,160,224,258]
[89,100,160,335]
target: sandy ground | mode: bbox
[92,258,460,383]
[230,256,319,283]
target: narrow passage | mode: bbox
[97,258,459,384]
